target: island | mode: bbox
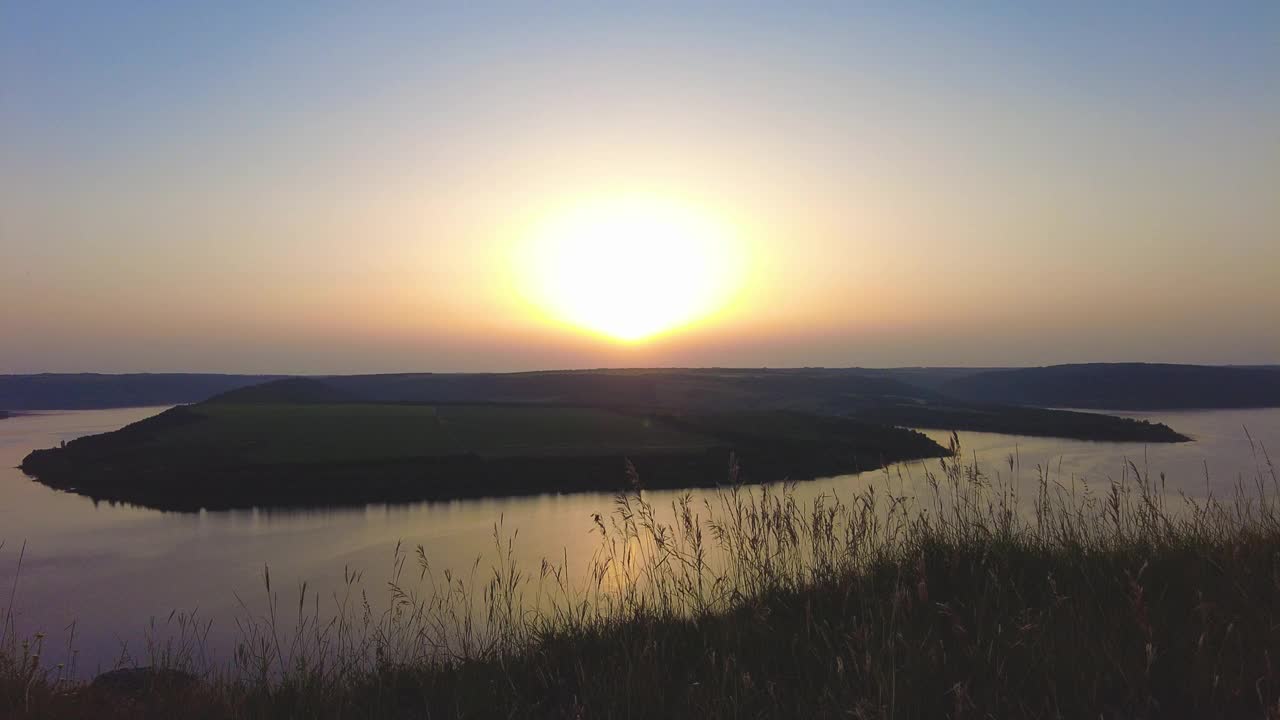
[20,400,948,511]
[19,369,1190,511]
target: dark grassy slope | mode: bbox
[0,373,287,410]
[942,362,1280,410]
[20,400,947,511]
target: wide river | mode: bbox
[2,406,1277,675]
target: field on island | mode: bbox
[19,399,950,511]
[149,402,717,462]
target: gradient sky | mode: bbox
[2,2,1277,373]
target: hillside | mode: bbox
[7,365,1273,414]
[941,363,1280,410]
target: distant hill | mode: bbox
[0,373,287,410]
[846,367,998,393]
[208,377,353,404]
[940,363,1280,410]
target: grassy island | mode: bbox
[19,400,947,511]
[19,370,1190,511]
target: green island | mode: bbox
[20,370,1188,511]
[19,401,947,511]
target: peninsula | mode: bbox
[20,369,1188,511]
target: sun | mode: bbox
[517,195,742,342]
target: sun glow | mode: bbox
[517,196,744,342]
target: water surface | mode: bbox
[1,406,1276,674]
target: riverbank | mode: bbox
[4,439,1277,718]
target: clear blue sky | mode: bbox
[2,2,1277,372]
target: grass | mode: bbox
[130,403,718,462]
[4,434,1279,718]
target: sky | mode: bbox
[2,2,1277,373]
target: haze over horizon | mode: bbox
[3,2,1278,375]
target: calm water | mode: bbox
[1,406,1277,674]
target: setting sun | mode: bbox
[517,196,744,342]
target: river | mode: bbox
[1,406,1277,675]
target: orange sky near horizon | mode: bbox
[2,4,1277,373]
